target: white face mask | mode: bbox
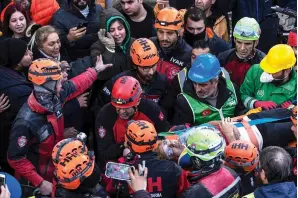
[260,72,274,83]
[260,71,291,84]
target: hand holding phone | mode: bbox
[105,162,132,181]
[77,22,88,29]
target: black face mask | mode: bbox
[73,0,88,10]
[184,28,206,47]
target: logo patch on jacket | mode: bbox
[202,109,211,116]
[98,126,106,138]
[159,111,164,120]
[257,90,264,97]
[17,136,27,148]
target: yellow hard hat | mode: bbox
[260,44,296,74]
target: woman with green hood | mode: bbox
[91,8,134,81]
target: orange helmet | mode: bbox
[111,76,142,108]
[52,138,88,165]
[28,58,62,85]
[54,152,95,190]
[125,120,158,153]
[224,140,259,172]
[130,38,159,67]
[154,7,183,31]
[291,106,297,126]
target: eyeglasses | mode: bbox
[140,65,157,73]
[234,26,259,38]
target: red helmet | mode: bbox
[288,29,297,47]
[111,76,142,108]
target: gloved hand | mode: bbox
[97,29,115,50]
[254,101,277,110]
[281,101,292,109]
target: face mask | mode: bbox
[260,72,274,83]
[184,28,206,47]
[261,71,291,85]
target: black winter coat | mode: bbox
[0,67,32,164]
[50,0,103,60]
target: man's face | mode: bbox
[72,0,88,10]
[120,0,142,16]
[136,64,157,82]
[234,38,256,59]
[157,29,178,48]
[20,0,30,10]
[195,0,215,11]
[193,79,218,98]
[185,18,205,35]
[191,47,210,63]
[116,107,136,119]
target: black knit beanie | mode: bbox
[0,38,28,68]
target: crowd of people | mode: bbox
[0,0,297,197]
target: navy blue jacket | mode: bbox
[231,0,273,27]
[254,182,297,198]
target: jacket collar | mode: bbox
[184,77,232,108]
[27,92,49,114]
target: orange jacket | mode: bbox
[30,0,60,25]
[0,1,14,23]
[1,0,59,25]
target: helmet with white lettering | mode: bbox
[130,38,159,67]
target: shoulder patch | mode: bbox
[98,126,106,138]
[17,136,27,148]
[159,111,164,121]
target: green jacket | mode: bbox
[240,64,297,109]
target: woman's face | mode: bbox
[40,32,61,58]
[9,11,27,36]
[109,20,126,45]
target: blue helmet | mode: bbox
[188,54,221,83]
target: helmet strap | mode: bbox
[189,156,222,181]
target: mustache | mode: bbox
[160,40,170,44]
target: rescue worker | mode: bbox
[178,127,242,197]
[97,38,168,108]
[172,53,243,126]
[240,44,297,110]
[95,76,170,169]
[224,140,259,195]
[7,56,111,196]
[159,40,229,120]
[115,120,190,197]
[244,146,297,198]
[218,17,266,87]
[52,138,107,198]
[152,7,192,81]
